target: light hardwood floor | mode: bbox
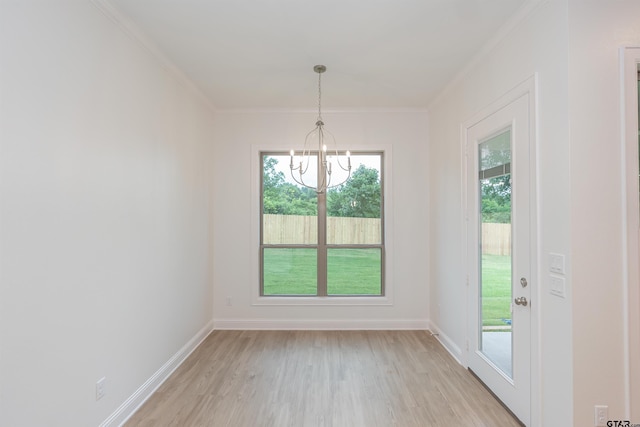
[125,330,521,427]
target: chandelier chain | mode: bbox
[317,71,322,121]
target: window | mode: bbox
[260,152,384,296]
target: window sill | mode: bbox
[251,295,392,306]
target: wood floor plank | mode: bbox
[125,330,521,427]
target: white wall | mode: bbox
[0,2,214,425]
[211,111,429,328]
[428,0,572,425]
[568,0,640,424]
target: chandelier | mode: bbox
[290,65,351,194]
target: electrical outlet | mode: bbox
[96,377,106,401]
[594,405,608,426]
[226,296,232,306]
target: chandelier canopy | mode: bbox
[290,65,351,194]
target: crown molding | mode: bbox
[90,0,218,112]
[215,107,429,114]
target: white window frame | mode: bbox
[250,144,394,306]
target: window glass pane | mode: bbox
[327,154,382,244]
[479,130,511,172]
[262,154,317,244]
[327,248,381,295]
[263,248,317,295]
[479,131,513,378]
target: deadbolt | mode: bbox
[520,277,528,288]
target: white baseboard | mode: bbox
[213,318,429,330]
[100,320,214,427]
[427,320,464,366]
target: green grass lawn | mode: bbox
[263,248,381,295]
[481,254,512,327]
[327,248,381,294]
[263,250,512,327]
[263,248,317,295]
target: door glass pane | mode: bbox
[479,130,513,378]
[327,248,381,295]
[263,248,317,295]
[262,154,317,244]
[327,155,382,244]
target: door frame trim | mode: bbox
[460,74,539,426]
[619,46,640,420]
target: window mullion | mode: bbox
[317,153,328,296]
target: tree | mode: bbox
[479,140,512,223]
[327,164,381,218]
[262,156,317,215]
[481,175,511,223]
[263,157,285,189]
[262,157,381,218]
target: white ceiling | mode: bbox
[111,0,528,110]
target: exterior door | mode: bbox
[466,93,532,425]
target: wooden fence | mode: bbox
[327,216,382,244]
[482,223,511,256]
[263,214,511,255]
[263,214,319,244]
[263,214,381,245]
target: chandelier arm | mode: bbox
[325,169,352,190]
[323,129,351,172]
[299,155,310,176]
[290,157,309,175]
[334,157,351,172]
[295,127,319,176]
[290,168,316,191]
